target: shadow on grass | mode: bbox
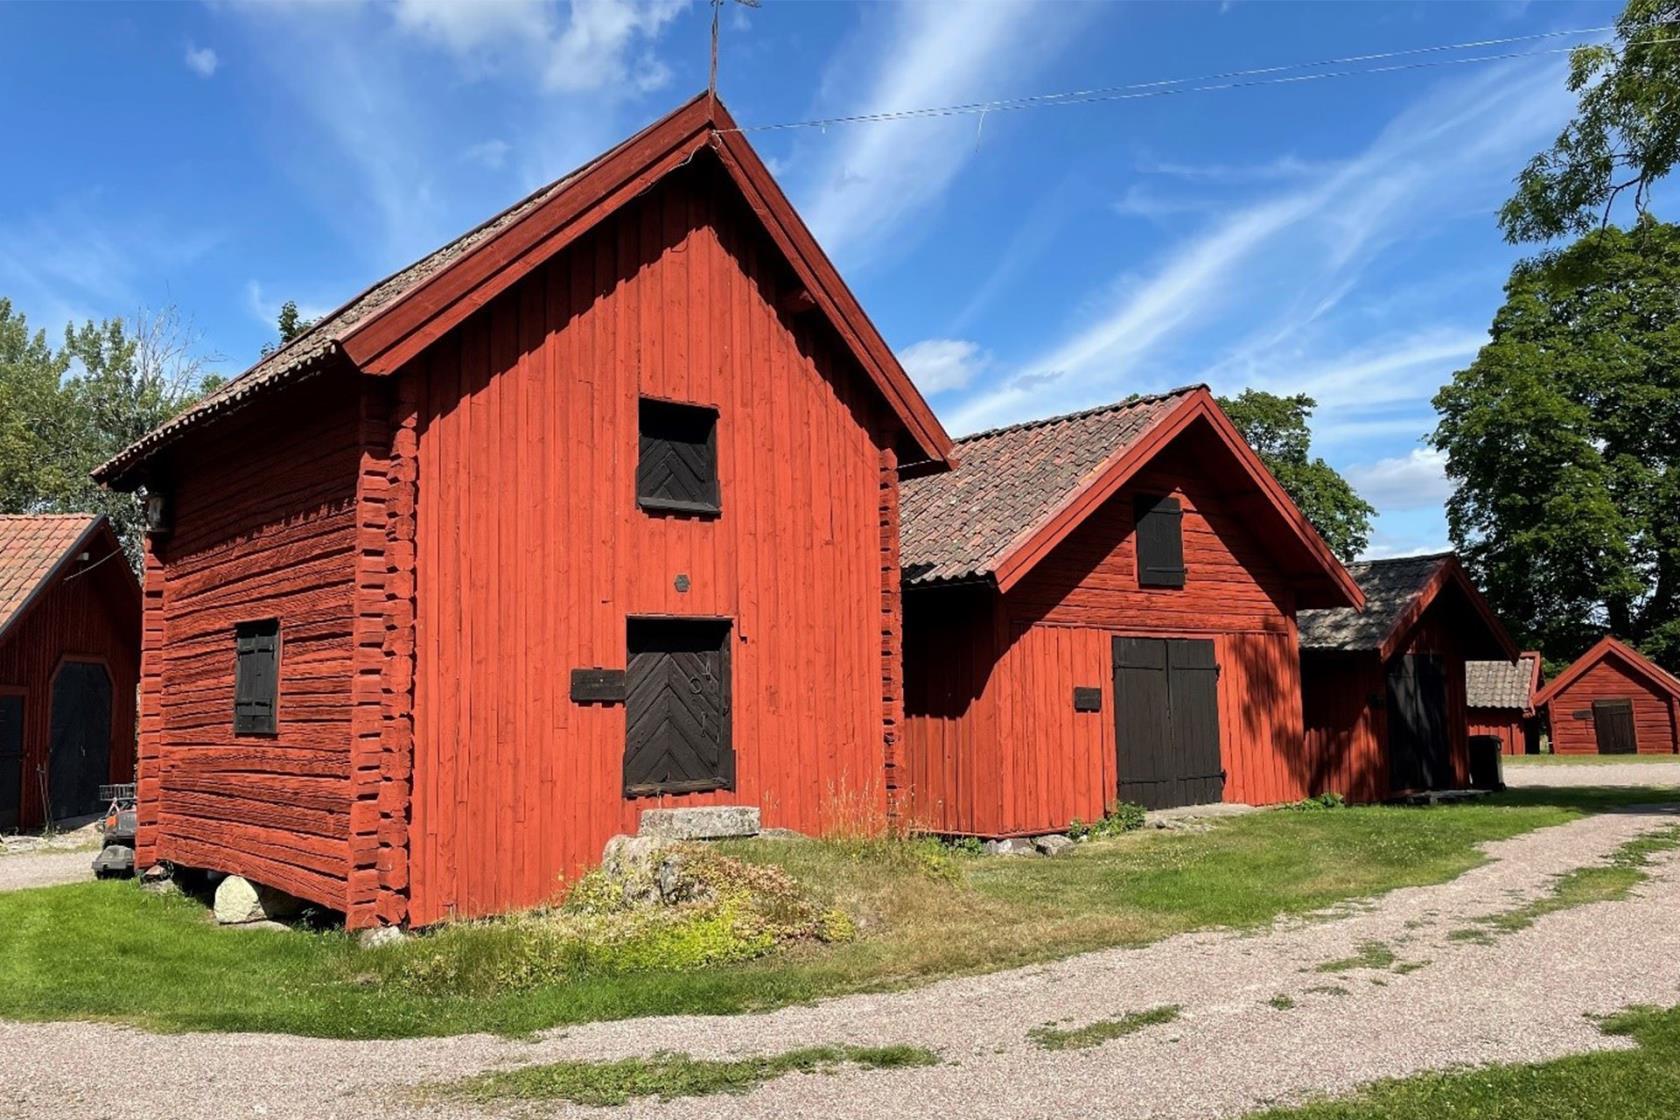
[1482,786,1680,815]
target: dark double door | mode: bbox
[1386,653,1451,793]
[48,662,113,822]
[1112,637,1224,811]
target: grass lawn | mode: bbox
[1250,1004,1680,1119]
[1504,753,1680,766]
[0,786,1669,1040]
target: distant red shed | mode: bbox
[1298,553,1517,799]
[1534,637,1680,756]
[898,387,1363,835]
[0,515,139,830]
[94,95,954,929]
[1466,651,1542,757]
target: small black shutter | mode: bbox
[234,620,280,736]
[637,398,720,515]
[0,694,22,831]
[624,618,733,796]
[1134,495,1186,588]
[1592,699,1638,754]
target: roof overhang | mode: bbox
[1374,556,1520,664]
[989,389,1364,609]
[0,516,139,647]
[1533,635,1680,708]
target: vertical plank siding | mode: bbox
[1468,710,1526,756]
[146,378,364,909]
[902,447,1316,836]
[1545,658,1680,755]
[406,165,897,924]
[0,552,139,830]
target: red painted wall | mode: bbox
[1545,656,1680,755]
[1468,710,1526,756]
[0,540,138,830]
[140,377,364,909]
[403,164,904,924]
[903,435,1314,836]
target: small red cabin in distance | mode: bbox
[1466,652,1542,757]
[898,387,1363,836]
[94,94,955,930]
[1298,553,1518,799]
[0,515,140,830]
[1534,637,1680,756]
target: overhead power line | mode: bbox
[719,22,1680,134]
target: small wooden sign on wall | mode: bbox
[571,668,627,704]
[1073,687,1103,712]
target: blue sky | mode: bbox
[0,0,1639,556]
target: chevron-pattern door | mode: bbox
[624,619,734,797]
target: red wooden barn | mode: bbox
[93,94,955,929]
[1466,651,1542,757]
[0,514,139,830]
[1533,637,1680,756]
[897,387,1363,835]
[1298,553,1518,799]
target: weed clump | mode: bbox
[1068,802,1148,840]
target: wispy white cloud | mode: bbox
[798,0,1085,267]
[184,43,220,78]
[243,280,333,334]
[949,60,1570,434]
[462,138,512,170]
[1346,446,1453,511]
[900,338,989,395]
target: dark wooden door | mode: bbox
[1592,699,1638,754]
[624,619,733,797]
[1113,637,1223,810]
[48,662,112,821]
[1385,653,1450,792]
[0,694,22,831]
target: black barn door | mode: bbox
[0,694,22,831]
[1592,700,1638,754]
[48,661,112,821]
[624,619,733,797]
[1385,653,1450,792]
[1113,636,1223,810]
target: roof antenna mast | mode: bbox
[710,0,761,110]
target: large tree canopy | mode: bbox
[1432,218,1680,669]
[1500,0,1680,243]
[0,299,222,566]
[1217,390,1374,563]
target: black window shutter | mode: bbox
[637,398,720,515]
[234,620,280,736]
[1135,495,1186,588]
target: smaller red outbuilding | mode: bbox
[0,515,140,830]
[1466,652,1542,757]
[1534,637,1680,756]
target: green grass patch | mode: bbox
[1268,994,1297,1011]
[1504,753,1680,766]
[1315,941,1397,973]
[0,786,1670,1039]
[1450,825,1680,944]
[1250,1004,1680,1118]
[1304,984,1351,997]
[1027,1005,1179,1050]
[433,1044,937,1106]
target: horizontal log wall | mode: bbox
[1546,657,1680,755]
[407,163,896,924]
[148,378,363,909]
[0,550,139,830]
[903,452,1313,836]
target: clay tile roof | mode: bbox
[1466,653,1539,709]
[1297,552,1452,651]
[0,514,100,639]
[900,388,1199,586]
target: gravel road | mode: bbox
[0,849,93,892]
[6,799,1680,1120]
[1503,759,1680,789]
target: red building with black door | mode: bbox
[1534,637,1680,756]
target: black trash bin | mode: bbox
[1468,735,1504,791]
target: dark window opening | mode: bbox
[234,619,280,736]
[637,398,720,515]
[1134,494,1186,588]
[624,617,733,797]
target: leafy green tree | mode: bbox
[0,302,222,566]
[261,299,317,356]
[1432,218,1680,669]
[1217,390,1375,562]
[1500,0,1680,243]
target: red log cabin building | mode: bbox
[897,388,1365,834]
[94,95,956,929]
[0,514,140,830]
[1466,652,1542,757]
[1297,553,1518,799]
[1533,637,1680,756]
